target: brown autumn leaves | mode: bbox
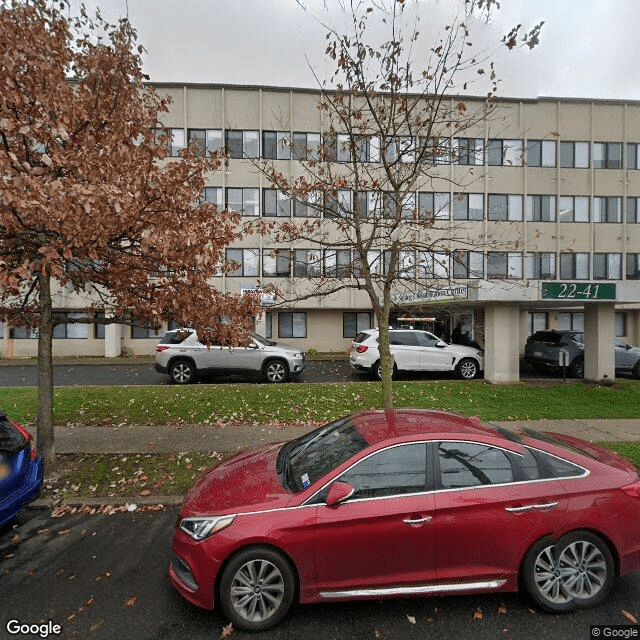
[0,0,260,345]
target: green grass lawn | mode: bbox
[2,379,640,426]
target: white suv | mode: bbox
[155,330,305,384]
[349,329,484,380]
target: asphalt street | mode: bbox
[1,508,639,640]
[0,360,556,387]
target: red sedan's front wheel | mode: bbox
[219,546,296,632]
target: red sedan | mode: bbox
[168,409,640,631]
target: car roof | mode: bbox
[351,408,511,446]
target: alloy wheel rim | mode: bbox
[230,559,285,622]
[534,541,607,604]
[267,363,286,382]
[460,361,476,379]
[173,364,191,383]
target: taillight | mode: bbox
[10,420,31,442]
[10,420,37,459]
[356,345,368,353]
[156,345,170,352]
[621,481,640,498]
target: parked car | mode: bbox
[524,330,640,378]
[0,413,44,528]
[155,330,305,384]
[169,408,640,631]
[349,328,484,380]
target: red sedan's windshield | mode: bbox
[282,417,368,492]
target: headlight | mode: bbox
[287,352,303,359]
[179,515,236,541]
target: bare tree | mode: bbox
[252,0,541,407]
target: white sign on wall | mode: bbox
[392,285,469,305]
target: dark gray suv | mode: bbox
[524,330,640,378]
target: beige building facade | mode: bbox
[2,84,640,382]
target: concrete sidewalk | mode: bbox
[52,418,640,454]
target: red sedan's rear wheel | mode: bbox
[522,531,615,613]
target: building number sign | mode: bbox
[541,282,616,300]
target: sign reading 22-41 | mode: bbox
[541,282,616,300]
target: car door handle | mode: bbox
[403,516,432,525]
[505,501,558,513]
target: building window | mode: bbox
[615,313,626,337]
[487,194,523,221]
[560,141,589,168]
[48,312,89,339]
[558,196,589,223]
[225,248,259,277]
[325,190,353,218]
[291,132,321,160]
[526,195,556,222]
[343,312,372,338]
[131,324,158,339]
[453,193,484,220]
[454,138,484,165]
[0,322,3,339]
[348,135,380,163]
[354,191,383,219]
[559,253,590,280]
[626,143,640,170]
[397,251,417,279]
[627,254,640,280]
[593,253,622,280]
[418,192,450,219]
[265,312,272,339]
[627,197,638,223]
[278,312,306,338]
[10,326,38,338]
[226,188,259,216]
[487,139,523,166]
[524,252,556,279]
[262,249,291,277]
[452,251,484,278]
[593,196,622,223]
[293,249,322,277]
[199,187,223,208]
[225,130,259,159]
[262,131,291,160]
[415,252,450,279]
[187,129,223,157]
[324,249,352,277]
[528,312,548,336]
[163,128,185,157]
[526,140,556,167]
[293,191,322,218]
[385,136,416,163]
[263,189,291,217]
[557,312,584,332]
[487,252,522,279]
[593,142,622,169]
[383,192,415,219]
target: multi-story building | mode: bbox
[2,83,639,383]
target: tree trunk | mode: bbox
[36,272,55,474]
[378,302,394,410]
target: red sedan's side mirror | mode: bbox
[325,481,355,507]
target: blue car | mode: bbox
[0,412,44,527]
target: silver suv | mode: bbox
[155,330,305,384]
[349,328,484,380]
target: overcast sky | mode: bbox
[76,0,640,101]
